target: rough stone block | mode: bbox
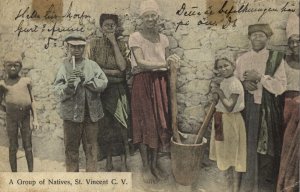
[179,79,210,95]
[167,36,178,49]
[178,31,202,49]
[184,49,214,62]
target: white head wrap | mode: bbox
[286,12,299,38]
[140,0,160,16]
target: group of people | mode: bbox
[0,0,298,191]
[209,12,299,192]
[54,0,180,185]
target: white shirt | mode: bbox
[215,76,245,113]
[128,32,169,74]
[235,48,287,104]
[285,62,300,91]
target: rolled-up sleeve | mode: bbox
[260,59,287,96]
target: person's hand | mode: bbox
[211,77,223,86]
[32,119,39,130]
[211,87,223,97]
[85,84,97,92]
[0,81,7,90]
[243,70,262,82]
[167,54,180,68]
[73,69,85,82]
[0,105,6,112]
[212,92,219,103]
[67,74,77,88]
[243,80,258,91]
[105,33,117,45]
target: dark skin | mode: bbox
[66,44,100,93]
[242,31,269,92]
[99,18,128,172]
[212,59,239,112]
[0,61,39,129]
[286,35,300,70]
[100,19,127,79]
[131,11,180,184]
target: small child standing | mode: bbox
[0,53,39,172]
[209,58,246,192]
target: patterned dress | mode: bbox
[89,36,130,159]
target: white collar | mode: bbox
[250,47,268,55]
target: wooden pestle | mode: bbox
[194,101,216,144]
[169,62,181,144]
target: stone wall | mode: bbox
[0,0,298,138]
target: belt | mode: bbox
[285,91,300,98]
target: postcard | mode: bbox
[0,0,298,191]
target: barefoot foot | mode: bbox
[106,162,113,172]
[152,165,168,181]
[121,164,128,172]
[142,167,158,184]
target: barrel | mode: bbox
[171,135,207,186]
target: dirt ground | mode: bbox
[0,126,273,192]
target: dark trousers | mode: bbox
[6,105,33,172]
[63,117,99,172]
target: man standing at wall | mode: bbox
[235,24,287,191]
[53,33,108,172]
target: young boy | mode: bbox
[0,53,39,172]
[53,33,108,172]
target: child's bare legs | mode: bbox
[25,150,33,172]
[225,167,241,192]
[233,170,241,192]
[225,167,233,192]
[139,144,158,184]
[7,114,19,172]
[21,115,33,172]
[151,149,168,180]
[9,149,17,172]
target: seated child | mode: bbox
[209,57,246,192]
[0,53,39,172]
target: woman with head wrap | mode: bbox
[277,10,299,192]
[88,13,130,172]
[128,0,180,184]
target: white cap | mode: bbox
[140,0,160,16]
[286,12,299,38]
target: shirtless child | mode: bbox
[0,53,39,172]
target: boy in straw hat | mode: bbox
[53,32,108,172]
[235,24,287,191]
[0,52,39,172]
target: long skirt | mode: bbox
[240,92,283,192]
[209,112,247,172]
[277,95,299,192]
[98,82,129,160]
[131,71,171,150]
